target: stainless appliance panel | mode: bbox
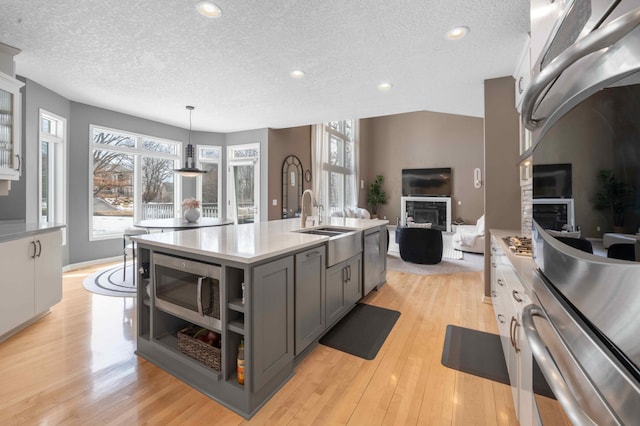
[524,6,640,146]
[531,0,621,77]
[526,269,640,424]
[533,225,640,371]
[526,2,640,423]
[153,252,221,330]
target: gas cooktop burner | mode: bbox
[503,236,533,257]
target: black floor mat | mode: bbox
[441,324,554,399]
[319,304,400,360]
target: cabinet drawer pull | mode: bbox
[492,263,497,268]
[510,316,520,353]
[518,76,524,94]
[36,240,42,257]
[497,314,506,324]
[512,290,522,303]
[15,154,21,172]
[497,279,504,287]
[305,250,321,257]
[347,265,351,281]
[30,241,37,258]
[491,290,497,298]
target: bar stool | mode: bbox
[123,227,149,284]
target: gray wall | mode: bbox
[267,126,312,221]
[360,111,485,223]
[484,76,521,295]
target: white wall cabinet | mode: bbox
[0,70,24,182]
[0,230,62,339]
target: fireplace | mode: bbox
[414,207,439,224]
[401,196,452,232]
[532,198,575,231]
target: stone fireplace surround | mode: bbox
[401,196,452,232]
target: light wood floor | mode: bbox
[0,264,520,425]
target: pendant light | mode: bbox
[175,105,207,176]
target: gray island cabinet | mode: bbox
[133,217,387,419]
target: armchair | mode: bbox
[451,215,485,254]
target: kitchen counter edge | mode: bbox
[0,222,66,244]
[133,217,388,265]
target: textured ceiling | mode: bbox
[0,1,530,133]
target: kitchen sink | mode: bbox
[296,226,363,266]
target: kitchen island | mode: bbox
[133,217,388,418]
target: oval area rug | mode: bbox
[82,263,136,297]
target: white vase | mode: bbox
[184,208,200,223]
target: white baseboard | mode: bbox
[63,256,121,272]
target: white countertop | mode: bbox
[0,222,65,243]
[133,217,388,264]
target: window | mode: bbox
[227,143,260,224]
[316,120,358,213]
[39,110,66,241]
[90,126,181,239]
[197,145,222,218]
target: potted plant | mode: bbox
[367,175,387,218]
[593,169,634,232]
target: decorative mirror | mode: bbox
[282,155,303,219]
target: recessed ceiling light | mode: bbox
[196,1,222,18]
[377,82,393,92]
[446,26,470,40]
[290,70,306,79]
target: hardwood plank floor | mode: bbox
[0,263,520,425]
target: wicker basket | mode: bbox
[177,328,222,371]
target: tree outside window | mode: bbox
[90,127,180,239]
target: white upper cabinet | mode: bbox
[0,70,23,181]
[515,37,531,113]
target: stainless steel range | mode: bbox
[503,236,533,257]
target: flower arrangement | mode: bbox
[182,198,201,210]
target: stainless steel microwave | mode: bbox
[152,252,221,331]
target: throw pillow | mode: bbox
[476,215,485,235]
[546,229,581,238]
[407,222,432,229]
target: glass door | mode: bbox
[227,144,260,224]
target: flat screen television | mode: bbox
[402,168,452,197]
[533,163,572,198]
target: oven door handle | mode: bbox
[522,8,640,131]
[522,304,598,426]
[197,276,205,316]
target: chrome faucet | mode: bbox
[301,189,315,227]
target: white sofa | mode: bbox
[451,215,485,254]
[330,207,371,219]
